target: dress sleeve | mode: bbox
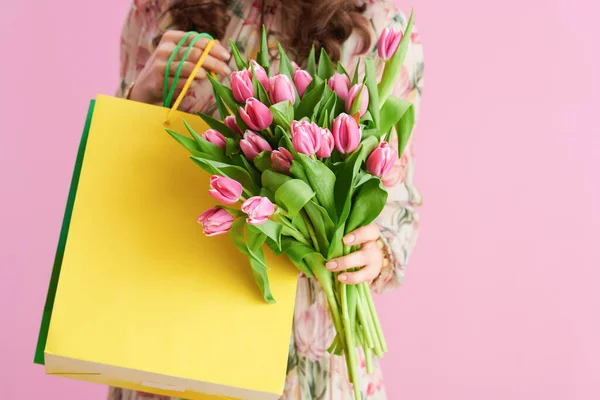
[115,0,167,97]
[369,7,425,294]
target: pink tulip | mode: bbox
[291,61,301,71]
[346,84,369,116]
[197,207,234,236]
[366,141,398,178]
[378,27,403,61]
[291,120,321,156]
[241,196,274,225]
[269,74,296,105]
[250,60,269,89]
[240,130,272,162]
[208,175,243,204]
[332,113,361,154]
[201,129,227,150]
[316,127,334,158]
[327,73,351,101]
[224,115,242,135]
[271,147,294,174]
[231,69,254,103]
[293,70,313,98]
[239,98,273,131]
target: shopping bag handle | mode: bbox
[163,32,216,124]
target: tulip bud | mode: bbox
[293,69,313,98]
[378,27,403,61]
[291,120,321,156]
[239,98,273,131]
[224,115,242,135]
[332,113,361,154]
[241,196,275,225]
[197,207,234,236]
[346,84,369,116]
[250,60,269,89]
[240,130,272,162]
[231,69,254,102]
[291,61,301,71]
[366,141,398,178]
[271,147,294,174]
[327,73,351,101]
[316,127,334,158]
[269,74,296,105]
[208,175,243,204]
[201,129,227,150]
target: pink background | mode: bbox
[2,0,599,399]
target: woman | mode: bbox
[109,0,423,399]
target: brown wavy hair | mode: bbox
[167,0,372,64]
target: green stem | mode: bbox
[357,292,375,349]
[301,210,320,253]
[341,283,361,399]
[365,347,374,375]
[361,282,387,353]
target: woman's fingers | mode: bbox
[175,47,232,75]
[330,242,382,285]
[167,61,208,80]
[343,223,381,246]
[161,30,230,60]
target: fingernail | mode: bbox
[338,274,348,282]
[343,234,355,245]
[326,261,337,270]
[222,50,231,60]
[224,65,232,74]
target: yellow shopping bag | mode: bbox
[34,38,298,400]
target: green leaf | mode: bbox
[225,137,240,157]
[254,150,272,172]
[317,48,335,81]
[229,39,248,70]
[198,112,241,139]
[183,120,226,161]
[289,160,309,185]
[307,45,317,76]
[270,101,294,131]
[364,57,381,129]
[277,42,295,80]
[296,154,337,221]
[257,25,270,72]
[251,63,272,106]
[230,219,275,303]
[296,81,327,119]
[336,62,350,78]
[352,59,361,86]
[248,220,283,250]
[345,178,388,234]
[215,206,245,218]
[166,129,201,155]
[260,187,276,203]
[380,96,415,155]
[262,169,292,194]
[249,257,276,304]
[378,10,415,104]
[274,179,315,217]
[281,237,320,277]
[207,74,239,115]
[190,157,259,195]
[395,101,415,156]
[303,201,333,255]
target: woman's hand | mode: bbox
[129,30,231,105]
[326,223,384,285]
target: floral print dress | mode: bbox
[109,1,424,399]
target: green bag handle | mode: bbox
[163,31,215,108]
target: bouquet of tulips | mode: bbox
[168,12,414,398]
